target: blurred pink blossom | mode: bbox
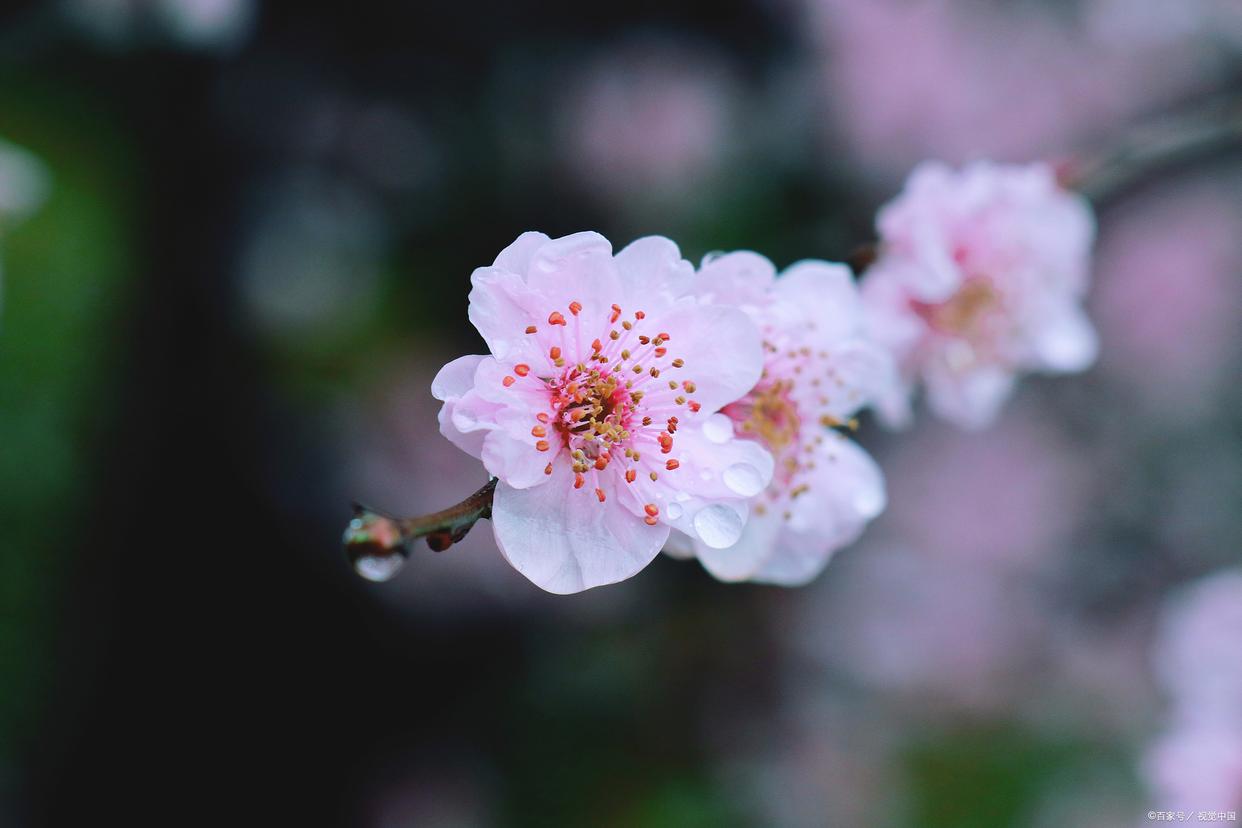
[1091,184,1242,418]
[862,161,1097,429]
[1141,569,1242,812]
[1143,722,1242,812]
[1152,569,1242,723]
[796,0,1222,182]
[558,40,740,212]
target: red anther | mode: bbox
[574,473,585,489]
[525,325,538,334]
[644,515,659,526]
[641,416,652,426]
[549,346,562,360]
[643,503,659,517]
[594,456,609,471]
[537,412,550,423]
[625,469,637,483]
[671,358,684,368]
[544,463,554,475]
[531,425,547,437]
[658,433,673,453]
[658,332,671,341]
[666,419,677,433]
[634,310,646,320]
[654,347,667,358]
[503,376,516,387]
[638,336,650,345]
[595,488,606,503]
[683,380,696,392]
[536,440,550,452]
[610,304,622,323]
[688,401,702,413]
[591,338,602,352]
[514,363,531,377]
[665,459,680,470]
[569,301,583,316]
[549,311,567,326]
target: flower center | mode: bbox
[728,379,801,455]
[499,300,707,523]
[912,278,999,338]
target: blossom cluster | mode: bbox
[434,161,1099,593]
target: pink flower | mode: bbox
[1152,569,1242,723]
[1143,722,1242,812]
[1140,569,1242,812]
[433,231,774,594]
[862,161,1098,429]
[671,252,888,585]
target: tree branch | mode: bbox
[344,478,497,568]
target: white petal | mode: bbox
[747,527,836,586]
[924,360,1015,430]
[694,509,782,582]
[431,354,485,402]
[480,429,555,490]
[772,260,864,343]
[492,231,551,274]
[616,236,694,310]
[1031,304,1098,373]
[696,250,777,307]
[467,266,543,360]
[432,355,490,457]
[645,301,764,413]
[492,465,669,594]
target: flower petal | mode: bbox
[1030,303,1098,373]
[432,354,489,457]
[772,260,864,343]
[696,250,777,307]
[645,301,764,413]
[492,231,551,275]
[694,509,782,582]
[616,235,694,311]
[467,266,544,360]
[492,464,669,594]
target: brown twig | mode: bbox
[344,478,497,566]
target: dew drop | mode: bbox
[665,501,684,520]
[701,413,733,444]
[722,463,766,497]
[344,512,409,582]
[693,504,743,549]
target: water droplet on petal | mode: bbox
[701,413,733,444]
[693,504,743,549]
[344,511,409,582]
[723,463,766,497]
[665,502,684,520]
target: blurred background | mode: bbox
[2,1,1241,825]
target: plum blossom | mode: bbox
[861,161,1098,429]
[433,231,774,594]
[1142,569,1242,812]
[671,252,888,585]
